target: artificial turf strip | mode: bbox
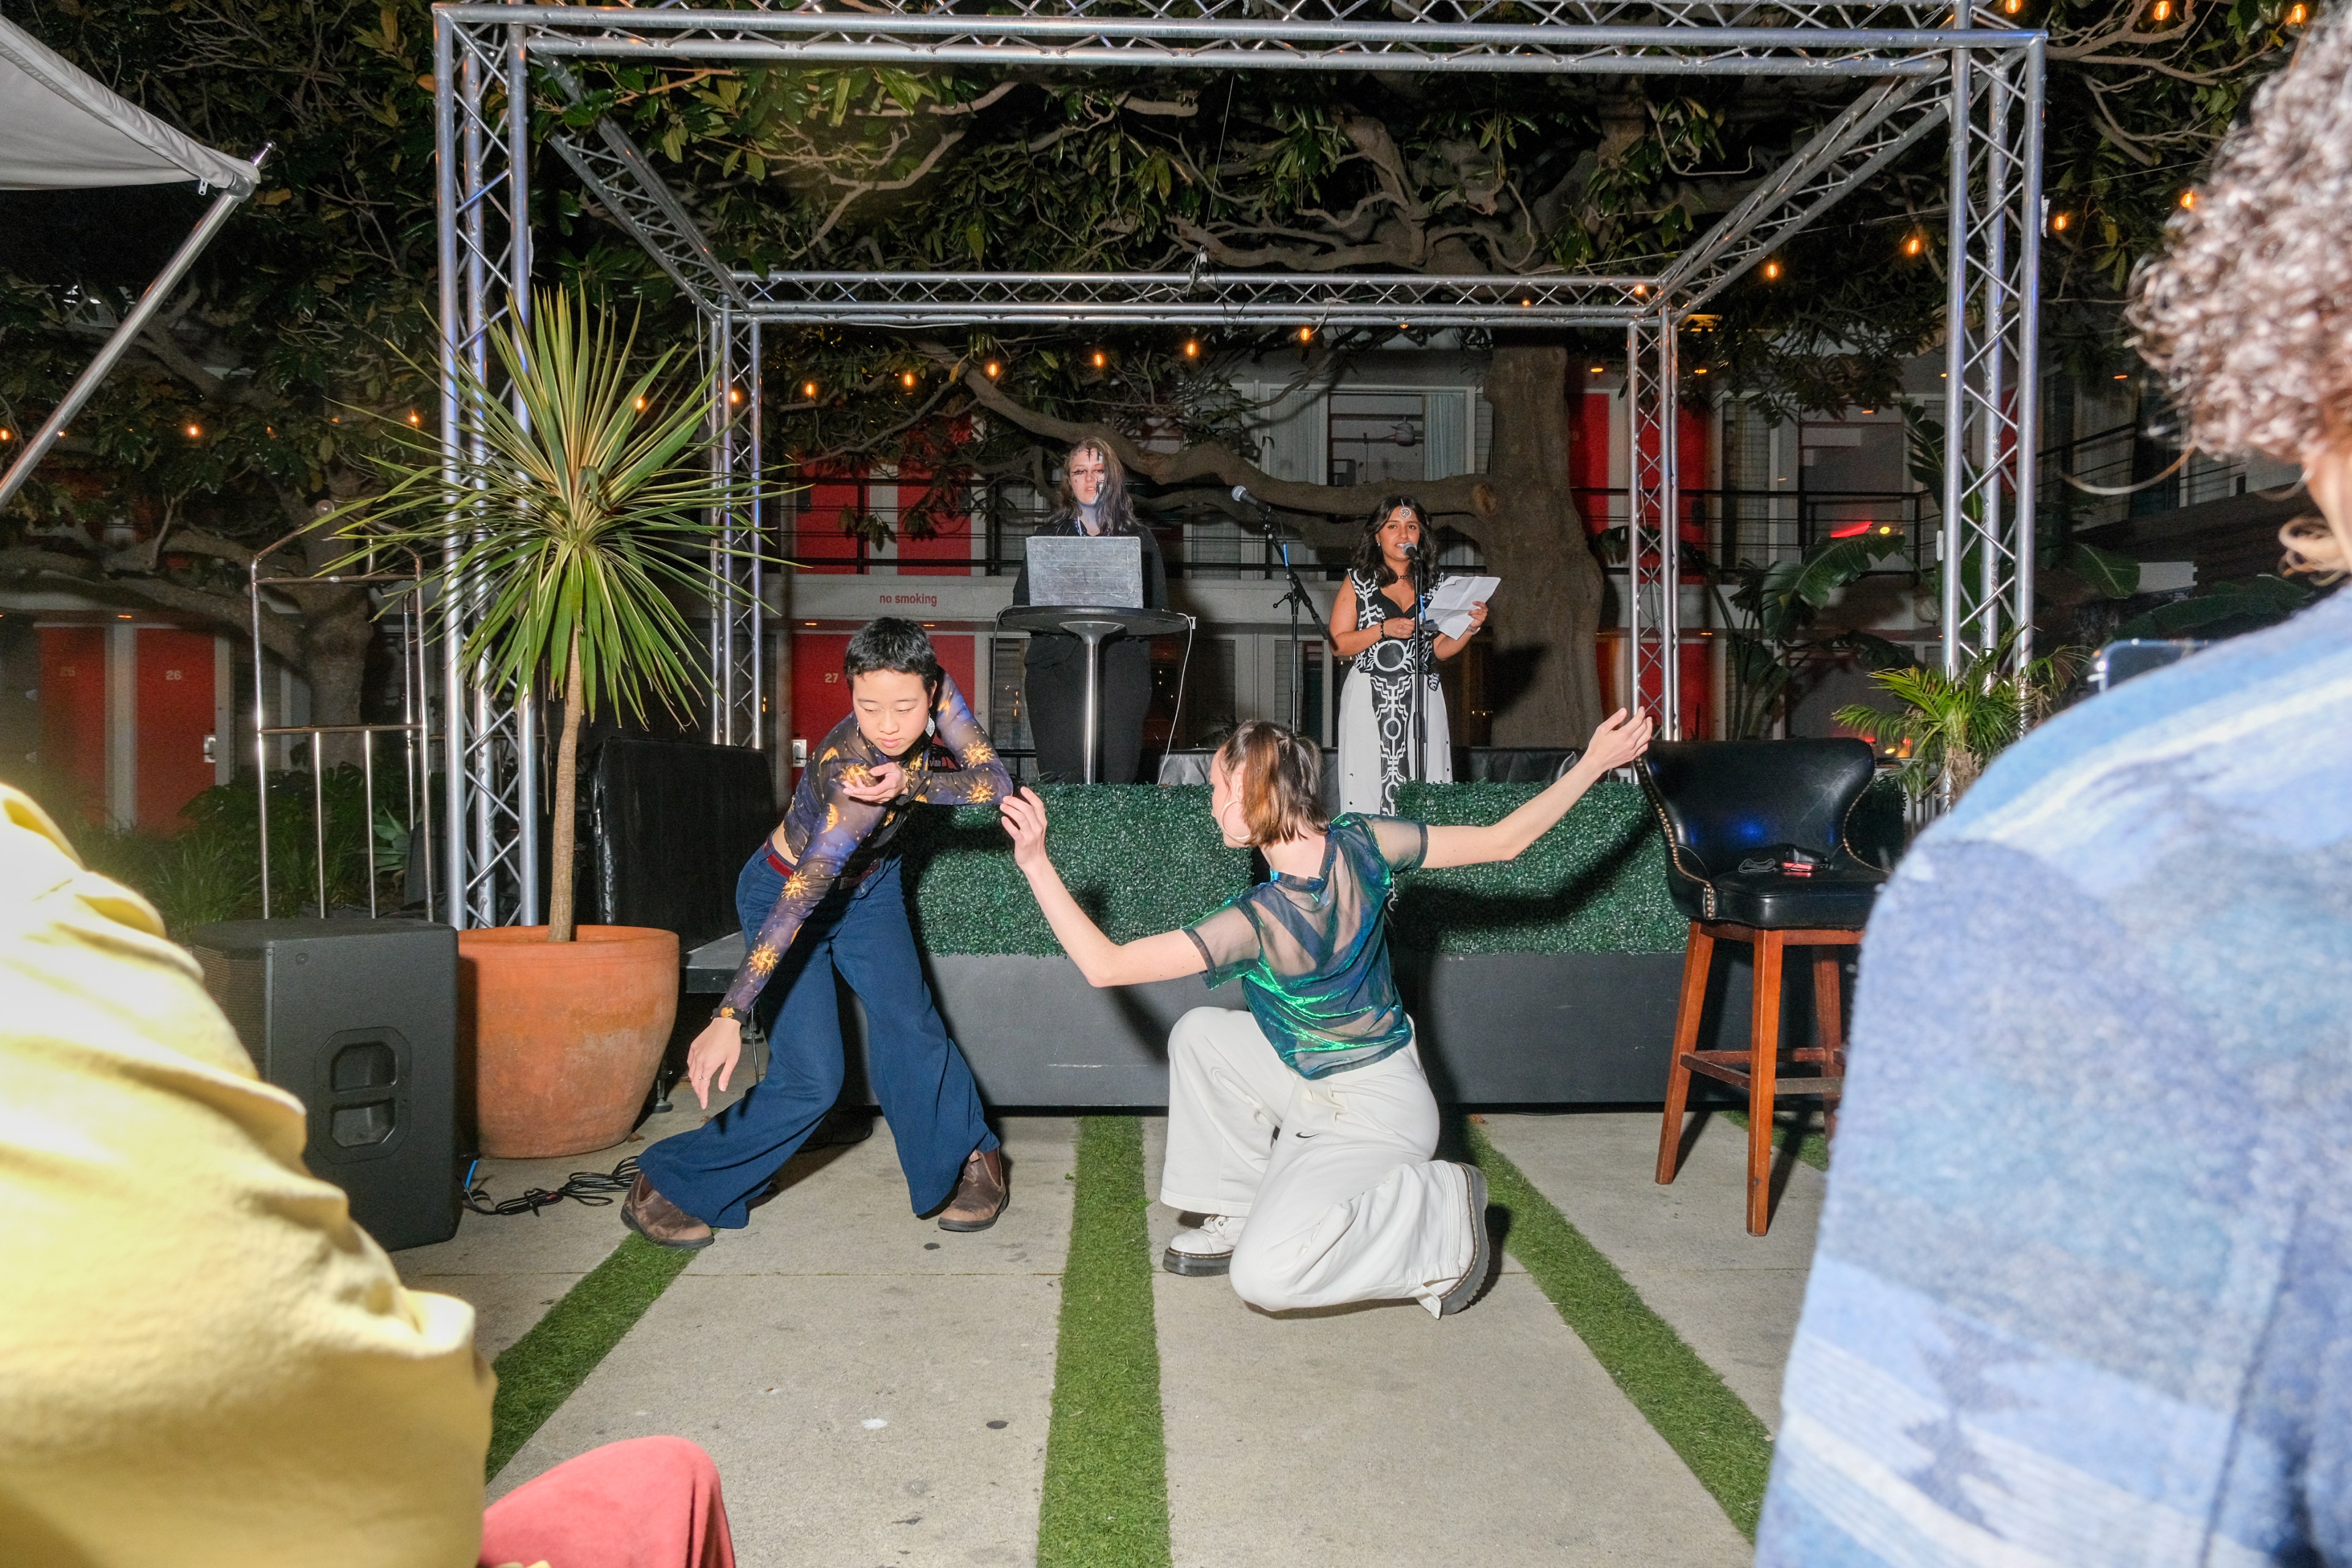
[1036,1116,1173,1568]
[1466,1123,1776,1539]
[484,1234,696,1479]
[1718,1107,1833,1172]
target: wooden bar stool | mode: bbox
[1637,741,1888,1236]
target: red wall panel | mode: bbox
[135,629,215,829]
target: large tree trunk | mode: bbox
[289,528,378,770]
[1458,344,1607,747]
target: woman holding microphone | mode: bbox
[1329,496,1488,814]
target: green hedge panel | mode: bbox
[900,780,1686,957]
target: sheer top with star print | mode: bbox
[714,673,1011,1021]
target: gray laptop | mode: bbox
[1025,535,1143,608]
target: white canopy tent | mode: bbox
[0,16,264,506]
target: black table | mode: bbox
[997,603,1191,783]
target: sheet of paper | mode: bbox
[1427,574,1498,640]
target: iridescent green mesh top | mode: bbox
[1182,814,1427,1078]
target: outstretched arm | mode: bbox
[1000,788,1206,987]
[1421,709,1655,870]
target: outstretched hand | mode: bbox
[1581,708,1656,775]
[998,786,1051,870]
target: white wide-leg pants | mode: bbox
[1159,1006,1476,1317]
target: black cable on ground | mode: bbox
[462,1156,640,1218]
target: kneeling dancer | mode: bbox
[998,710,1652,1315]
[624,617,1016,1248]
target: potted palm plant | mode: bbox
[1834,637,2084,802]
[336,288,767,1157]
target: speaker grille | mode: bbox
[190,946,266,1073]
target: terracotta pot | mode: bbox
[459,924,680,1159]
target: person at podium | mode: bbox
[1011,437,1169,783]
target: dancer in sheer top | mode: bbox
[998,708,1651,1316]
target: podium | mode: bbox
[997,603,1190,783]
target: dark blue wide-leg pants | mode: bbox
[636,850,998,1230]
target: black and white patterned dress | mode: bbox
[1336,570,1450,815]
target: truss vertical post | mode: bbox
[707,310,764,747]
[1940,23,2044,684]
[1626,312,1683,738]
[433,12,537,929]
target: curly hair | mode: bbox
[2129,9,2352,466]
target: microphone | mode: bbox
[1230,484,1275,517]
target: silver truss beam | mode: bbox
[443,4,2032,78]
[712,310,764,748]
[435,9,539,930]
[1625,315,1683,739]
[729,270,1652,328]
[542,64,741,314]
[1940,33,2043,676]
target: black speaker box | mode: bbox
[187,918,461,1251]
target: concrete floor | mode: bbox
[398,1106,1819,1568]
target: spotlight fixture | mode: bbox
[1091,349,1108,368]
[1182,339,1200,359]
[1762,259,1782,281]
[984,360,1002,378]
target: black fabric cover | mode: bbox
[588,739,777,949]
[1457,745,1584,783]
[1637,739,1887,929]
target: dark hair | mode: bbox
[1054,438,1139,534]
[843,617,943,695]
[1350,495,1428,587]
[1214,720,1329,846]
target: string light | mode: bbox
[1183,339,1201,360]
[0,429,12,441]
[1693,366,1709,375]
[185,423,202,438]
[1762,258,1782,281]
[2149,0,2172,19]
[1091,349,1108,368]
[2003,0,2022,12]
[1904,233,1925,257]
[728,387,742,404]
[2051,211,2071,232]
[635,395,647,411]
[2287,2,2308,22]
[801,380,818,398]
[1295,326,1313,343]
[2179,189,2198,209]
[900,371,917,390]
[1520,296,1532,307]
[1589,365,1607,374]
[407,410,421,426]
[984,360,1001,378]
[2114,372,2130,380]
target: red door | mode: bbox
[39,627,107,825]
[135,630,215,829]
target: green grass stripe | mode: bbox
[1037,1116,1172,1568]
[1466,1123,1776,1539]
[1718,1107,1832,1172]
[486,1234,696,1479]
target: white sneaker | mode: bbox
[1163,1214,1245,1276]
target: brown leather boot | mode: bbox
[621,1172,714,1250]
[936,1146,1008,1232]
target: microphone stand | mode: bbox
[1407,544,1433,785]
[1237,492,1324,735]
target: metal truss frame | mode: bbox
[434,0,2041,927]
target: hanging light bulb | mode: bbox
[1904,233,1925,257]
[407,410,421,426]
[728,387,743,404]
[900,371,917,390]
[635,395,647,411]
[2051,211,2071,232]
[2003,0,2022,12]
[2149,0,2173,19]
[185,422,202,439]
[1183,339,1200,360]
[1762,258,1782,281]
[2287,2,2309,22]
[1589,365,1607,374]
[1693,366,1709,376]
[1295,326,1313,343]
[2179,189,2198,210]
[1091,349,1108,368]
[801,380,818,399]
[984,360,1002,379]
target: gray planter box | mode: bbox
[688,940,1807,1107]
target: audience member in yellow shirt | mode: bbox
[0,783,731,1568]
